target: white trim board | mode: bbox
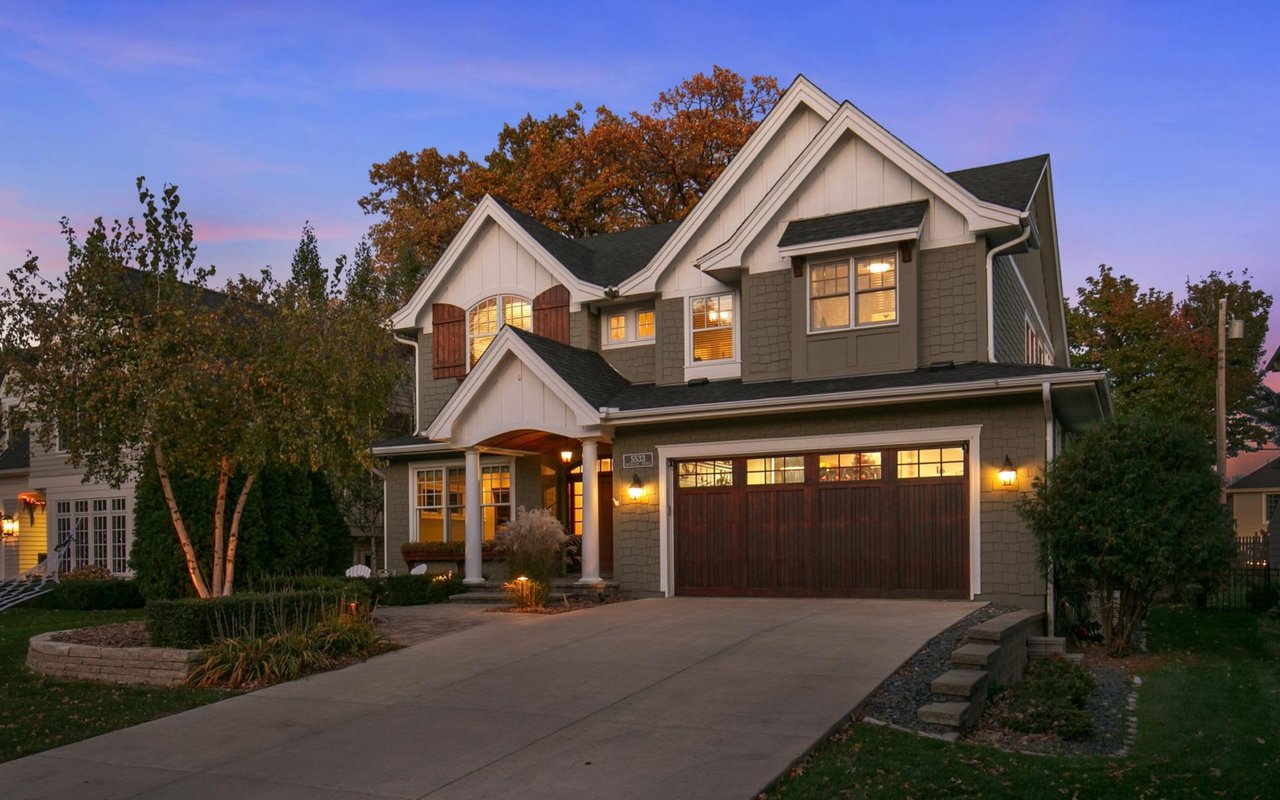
[655,425,983,599]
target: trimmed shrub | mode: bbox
[998,657,1097,741]
[494,507,569,584]
[243,575,374,603]
[145,589,347,648]
[503,577,549,609]
[130,462,351,601]
[28,578,146,610]
[374,572,464,606]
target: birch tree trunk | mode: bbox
[222,473,257,596]
[212,458,230,596]
[153,444,212,599]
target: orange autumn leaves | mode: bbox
[359,67,781,296]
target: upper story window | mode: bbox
[808,253,897,333]
[691,293,735,362]
[602,307,656,348]
[468,295,531,366]
[1025,319,1053,366]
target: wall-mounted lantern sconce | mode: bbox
[560,449,573,464]
[997,456,1017,488]
[627,474,645,501]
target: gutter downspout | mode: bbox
[392,333,420,435]
[1041,381,1056,635]
[985,222,1033,363]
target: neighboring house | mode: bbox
[1,372,133,579]
[1226,457,1280,537]
[372,75,1111,608]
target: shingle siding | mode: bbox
[610,394,1047,606]
[569,310,599,352]
[603,345,656,384]
[655,298,685,385]
[743,269,792,382]
[918,243,984,364]
[383,460,412,573]
[417,331,460,431]
[992,256,1034,363]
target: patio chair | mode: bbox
[344,564,373,578]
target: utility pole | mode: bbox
[1218,298,1227,502]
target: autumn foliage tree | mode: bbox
[1067,264,1273,454]
[359,66,781,298]
[0,179,402,597]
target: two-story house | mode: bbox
[372,75,1110,609]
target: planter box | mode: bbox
[27,631,202,688]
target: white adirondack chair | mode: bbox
[409,564,428,575]
[344,564,372,578]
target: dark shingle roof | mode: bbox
[508,328,630,409]
[0,429,30,472]
[778,200,929,249]
[1228,458,1280,491]
[576,222,681,286]
[492,198,677,287]
[371,434,439,450]
[608,363,1092,411]
[947,154,1049,211]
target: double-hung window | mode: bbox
[414,462,513,543]
[690,293,734,362]
[807,252,898,332]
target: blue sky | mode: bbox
[1,2,1277,388]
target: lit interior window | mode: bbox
[691,293,734,362]
[818,452,882,481]
[608,313,627,342]
[746,456,805,485]
[637,310,655,340]
[467,294,531,366]
[855,254,897,325]
[897,447,965,479]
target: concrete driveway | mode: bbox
[0,598,980,799]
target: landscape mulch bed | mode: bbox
[50,621,151,648]
[487,595,625,615]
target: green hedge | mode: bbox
[145,589,350,648]
[27,579,146,610]
[370,573,464,606]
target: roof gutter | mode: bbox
[985,221,1033,362]
[601,371,1109,425]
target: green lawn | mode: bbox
[0,608,229,763]
[765,606,1280,800]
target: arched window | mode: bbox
[468,295,532,366]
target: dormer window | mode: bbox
[468,295,531,366]
[601,307,656,348]
[807,252,897,332]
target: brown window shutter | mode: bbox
[431,303,466,379]
[532,284,570,344]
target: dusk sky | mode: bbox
[2,1,1277,467]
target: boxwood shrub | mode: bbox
[27,579,146,610]
[145,589,348,649]
[374,573,465,606]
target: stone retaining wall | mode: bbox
[26,631,203,688]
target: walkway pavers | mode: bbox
[0,597,981,799]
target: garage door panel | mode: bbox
[895,482,967,597]
[674,490,737,594]
[815,485,883,592]
[744,489,808,591]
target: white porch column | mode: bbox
[463,448,484,585]
[578,438,602,584]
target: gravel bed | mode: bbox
[50,620,151,648]
[966,653,1134,756]
[859,603,1015,730]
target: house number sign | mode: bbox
[620,452,654,469]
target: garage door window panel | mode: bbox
[818,452,882,482]
[677,460,735,488]
[897,447,965,479]
[746,456,805,485]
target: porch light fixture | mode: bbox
[627,474,645,501]
[0,516,17,537]
[866,260,893,274]
[998,456,1017,487]
[560,449,573,464]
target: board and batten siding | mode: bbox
[417,219,566,334]
[655,103,827,297]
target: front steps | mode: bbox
[450,578,620,605]
[917,608,1059,733]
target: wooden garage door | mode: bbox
[673,446,969,598]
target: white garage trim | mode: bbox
[655,425,983,598]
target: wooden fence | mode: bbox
[1235,531,1270,567]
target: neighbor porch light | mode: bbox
[998,456,1017,487]
[0,516,17,537]
[627,474,645,501]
